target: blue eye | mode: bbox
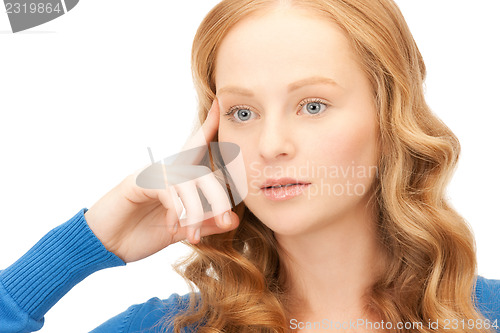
[298,99,329,116]
[225,98,329,123]
[225,105,256,123]
[235,109,252,121]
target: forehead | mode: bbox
[214,7,359,90]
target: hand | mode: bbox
[84,98,239,263]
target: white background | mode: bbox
[0,1,499,332]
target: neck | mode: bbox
[276,197,387,321]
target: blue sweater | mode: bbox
[0,208,499,332]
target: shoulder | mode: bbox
[474,275,500,322]
[93,279,500,332]
[91,293,199,333]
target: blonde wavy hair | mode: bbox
[159,0,494,332]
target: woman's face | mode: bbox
[216,7,380,236]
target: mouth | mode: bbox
[262,183,305,189]
[260,178,311,190]
[260,179,311,201]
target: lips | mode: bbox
[260,177,311,189]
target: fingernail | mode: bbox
[172,222,178,234]
[194,228,201,243]
[223,211,232,227]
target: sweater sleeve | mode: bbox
[90,293,200,333]
[475,275,500,332]
[0,208,126,333]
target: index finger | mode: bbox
[167,98,220,168]
[180,97,220,154]
[135,98,222,189]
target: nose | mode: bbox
[258,116,295,161]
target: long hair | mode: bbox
[161,0,493,332]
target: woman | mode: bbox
[1,0,499,332]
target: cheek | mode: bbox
[217,119,227,142]
[218,124,247,154]
[217,126,261,199]
[217,126,256,176]
[314,116,379,177]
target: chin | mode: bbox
[245,202,313,235]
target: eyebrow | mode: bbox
[217,76,340,97]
